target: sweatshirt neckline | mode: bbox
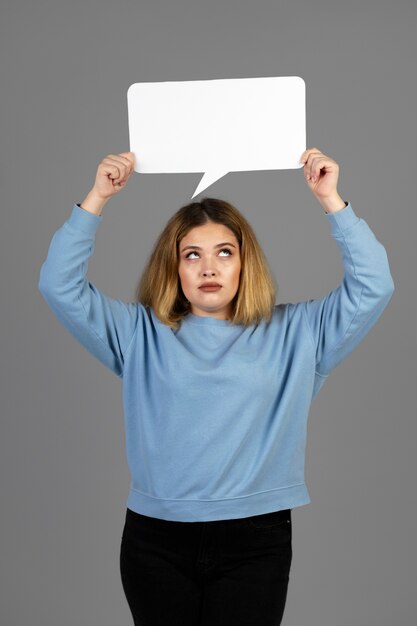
[183,312,233,326]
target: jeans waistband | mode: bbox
[125,506,291,527]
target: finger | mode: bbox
[104,155,133,182]
[119,151,135,159]
[307,155,326,178]
[301,151,325,180]
[307,156,334,181]
[118,152,136,167]
[117,154,135,177]
[117,152,136,168]
[300,147,322,163]
[101,160,122,180]
[101,161,130,185]
[304,151,325,169]
[106,154,134,171]
[101,161,121,177]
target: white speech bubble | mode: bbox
[127,76,306,199]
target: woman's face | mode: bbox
[178,222,241,320]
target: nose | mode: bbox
[201,260,217,277]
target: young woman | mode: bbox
[39,148,394,626]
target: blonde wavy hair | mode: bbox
[135,197,277,330]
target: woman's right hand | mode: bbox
[91,152,136,200]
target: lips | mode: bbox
[199,282,222,291]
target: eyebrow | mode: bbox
[180,242,237,253]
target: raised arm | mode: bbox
[38,152,140,378]
[298,148,395,378]
[302,202,395,378]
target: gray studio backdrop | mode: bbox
[1,1,415,625]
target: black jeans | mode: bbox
[120,506,292,626]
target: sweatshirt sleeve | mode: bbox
[38,204,140,378]
[301,202,395,378]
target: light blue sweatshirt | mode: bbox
[38,202,395,522]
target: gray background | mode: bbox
[1,0,415,624]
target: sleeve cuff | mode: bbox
[325,202,361,236]
[66,203,103,237]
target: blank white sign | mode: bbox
[127,76,306,198]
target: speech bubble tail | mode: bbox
[191,170,228,199]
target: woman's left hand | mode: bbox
[300,148,340,201]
